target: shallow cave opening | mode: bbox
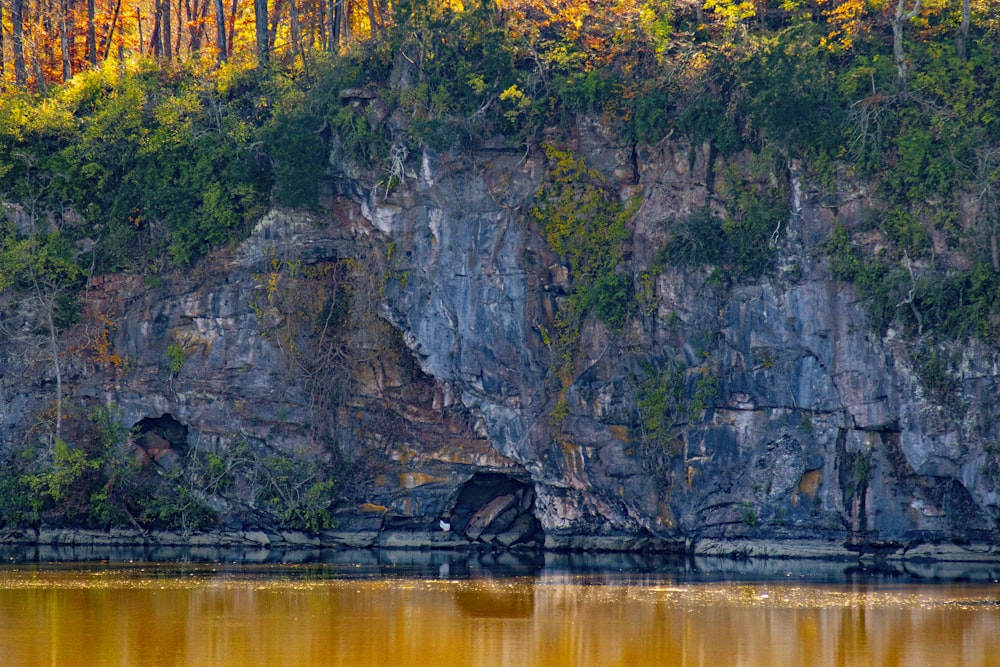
[132,414,189,468]
[448,473,544,548]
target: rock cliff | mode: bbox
[3,115,999,558]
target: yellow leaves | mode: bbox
[703,0,757,30]
[497,0,591,39]
[266,270,281,303]
[499,84,526,103]
[72,312,127,370]
[819,0,940,52]
[466,73,488,96]
[499,84,531,123]
[823,0,868,50]
[676,49,712,91]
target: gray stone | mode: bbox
[495,514,538,548]
[242,531,271,545]
[279,531,321,546]
[3,118,1000,559]
[465,494,517,540]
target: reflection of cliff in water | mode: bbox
[2,568,999,667]
[2,545,999,585]
[453,584,535,619]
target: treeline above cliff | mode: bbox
[3,0,1000,336]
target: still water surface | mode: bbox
[0,553,998,666]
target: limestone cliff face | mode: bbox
[344,118,1000,551]
[2,117,999,554]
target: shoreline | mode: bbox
[2,527,999,565]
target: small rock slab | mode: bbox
[495,514,539,548]
[465,494,516,541]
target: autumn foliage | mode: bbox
[0,0,391,88]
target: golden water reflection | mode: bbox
[0,566,997,666]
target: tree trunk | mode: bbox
[13,0,27,86]
[100,0,123,61]
[34,59,48,92]
[288,0,308,77]
[187,0,208,53]
[268,0,283,53]
[150,0,163,56]
[186,0,197,52]
[327,0,338,51]
[43,4,55,69]
[366,0,379,37]
[47,304,63,444]
[175,0,183,58]
[198,0,210,52]
[289,0,301,58]
[228,0,238,55]
[214,0,228,62]
[0,0,4,80]
[60,0,72,81]
[87,0,97,64]
[339,0,350,43]
[255,0,269,64]
[892,0,922,91]
[137,7,144,54]
[163,0,172,59]
[957,0,970,59]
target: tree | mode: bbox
[87,0,98,64]
[101,0,125,61]
[215,0,228,62]
[164,0,173,59]
[703,0,756,36]
[255,0,270,63]
[892,0,922,90]
[0,230,82,446]
[60,0,73,81]
[12,0,27,85]
[957,0,971,59]
[326,0,343,51]
[185,0,210,54]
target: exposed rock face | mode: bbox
[2,117,999,554]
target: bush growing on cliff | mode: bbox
[532,144,637,326]
[0,401,348,533]
[0,61,272,271]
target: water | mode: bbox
[0,549,998,666]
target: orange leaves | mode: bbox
[72,313,127,371]
[816,0,941,52]
[499,0,665,74]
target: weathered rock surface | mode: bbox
[3,115,1000,559]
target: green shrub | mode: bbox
[741,22,846,156]
[677,94,742,155]
[582,273,633,330]
[636,363,687,448]
[166,343,186,375]
[532,145,636,327]
[0,63,271,272]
